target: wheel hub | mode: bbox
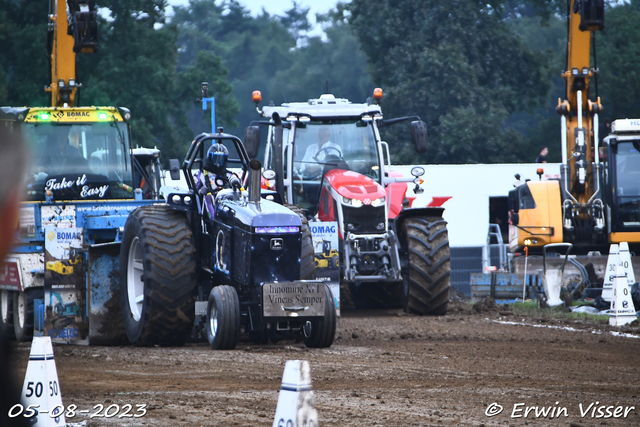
[126,237,145,321]
[209,301,218,338]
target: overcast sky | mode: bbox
[166,0,339,18]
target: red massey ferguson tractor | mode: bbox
[244,89,450,315]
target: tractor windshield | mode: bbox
[23,122,134,201]
[291,120,380,211]
[292,120,380,181]
[614,141,640,227]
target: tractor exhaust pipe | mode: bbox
[249,159,262,204]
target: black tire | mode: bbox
[286,205,316,280]
[13,288,44,342]
[348,282,403,309]
[119,205,196,346]
[304,284,337,348]
[1,290,15,340]
[331,255,339,269]
[402,216,450,315]
[206,285,240,350]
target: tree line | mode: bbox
[1,0,639,164]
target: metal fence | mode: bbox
[450,247,483,296]
[451,225,510,296]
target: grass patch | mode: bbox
[507,301,610,325]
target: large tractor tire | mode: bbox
[402,216,450,315]
[304,284,337,348]
[119,205,196,346]
[13,288,43,342]
[348,281,403,309]
[206,285,241,350]
[1,290,15,340]
[286,205,316,280]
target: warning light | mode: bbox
[98,112,108,120]
[40,113,50,120]
[252,91,262,104]
[373,88,383,100]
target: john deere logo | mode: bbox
[270,238,283,250]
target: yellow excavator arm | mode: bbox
[46,0,98,107]
[556,0,604,204]
[509,0,607,252]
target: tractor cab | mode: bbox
[10,107,136,202]
[604,120,640,239]
[287,119,382,215]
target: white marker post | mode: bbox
[20,336,66,426]
[609,253,637,327]
[272,360,318,427]
[602,244,620,301]
[619,242,636,287]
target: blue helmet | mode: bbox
[204,143,228,174]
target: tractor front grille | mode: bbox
[342,205,385,233]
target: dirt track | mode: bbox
[9,301,640,426]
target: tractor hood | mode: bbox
[216,190,302,231]
[323,170,385,201]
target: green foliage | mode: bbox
[172,0,372,136]
[597,0,640,121]
[0,0,238,162]
[0,0,50,106]
[349,0,552,164]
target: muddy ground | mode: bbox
[9,301,640,427]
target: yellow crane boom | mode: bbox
[45,0,98,107]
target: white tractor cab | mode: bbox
[245,90,451,315]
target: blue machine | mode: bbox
[0,106,166,344]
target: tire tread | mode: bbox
[403,216,450,315]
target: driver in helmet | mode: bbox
[198,143,242,222]
[199,143,230,197]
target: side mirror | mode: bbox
[168,158,180,181]
[510,211,520,226]
[410,121,428,154]
[244,126,261,159]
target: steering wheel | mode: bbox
[312,146,343,162]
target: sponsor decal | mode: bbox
[310,224,337,234]
[42,205,76,228]
[44,174,109,199]
[0,259,22,290]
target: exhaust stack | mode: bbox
[249,159,262,204]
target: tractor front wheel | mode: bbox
[1,290,15,340]
[13,288,43,342]
[206,285,240,350]
[402,217,450,315]
[119,205,196,346]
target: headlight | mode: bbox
[371,197,385,207]
[172,195,181,204]
[342,196,363,208]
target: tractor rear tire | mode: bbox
[13,288,43,342]
[206,285,240,350]
[304,285,336,348]
[348,282,403,309]
[1,290,15,340]
[402,217,450,315]
[119,205,196,346]
[286,205,316,280]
